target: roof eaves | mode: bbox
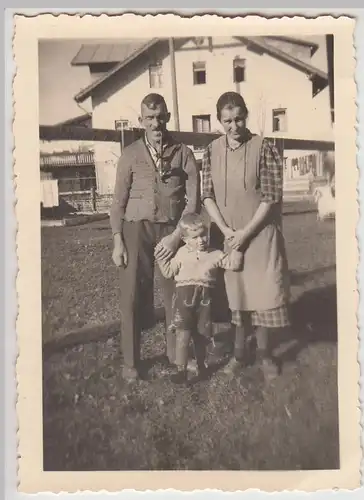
[264,35,320,56]
[239,36,328,81]
[71,45,99,66]
[74,38,160,103]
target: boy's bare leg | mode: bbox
[171,329,190,385]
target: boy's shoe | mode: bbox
[186,359,208,372]
[171,369,188,385]
[222,357,244,376]
[158,354,176,368]
[196,361,209,381]
[187,359,198,373]
[122,366,139,382]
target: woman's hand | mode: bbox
[222,226,235,241]
[227,229,249,251]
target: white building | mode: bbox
[71,36,334,195]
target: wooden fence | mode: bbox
[39,125,335,155]
[39,125,335,217]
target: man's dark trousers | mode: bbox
[119,220,177,369]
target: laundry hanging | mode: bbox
[41,179,59,208]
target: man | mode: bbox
[110,93,200,381]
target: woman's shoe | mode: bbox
[222,357,243,376]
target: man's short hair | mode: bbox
[178,213,206,237]
[141,93,168,111]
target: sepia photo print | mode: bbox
[13,13,360,493]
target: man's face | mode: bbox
[139,103,170,144]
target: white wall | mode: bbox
[90,36,334,189]
[91,37,332,139]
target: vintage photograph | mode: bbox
[38,31,341,473]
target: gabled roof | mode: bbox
[73,36,328,104]
[74,38,159,103]
[71,39,153,66]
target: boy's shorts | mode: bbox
[171,285,213,338]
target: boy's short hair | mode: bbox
[178,213,206,237]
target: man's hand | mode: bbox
[159,229,181,254]
[112,233,128,268]
[154,241,174,261]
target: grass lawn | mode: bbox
[42,200,339,471]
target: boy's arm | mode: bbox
[155,248,181,279]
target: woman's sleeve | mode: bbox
[201,144,216,202]
[259,139,283,203]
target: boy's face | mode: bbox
[183,226,208,251]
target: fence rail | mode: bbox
[39,125,335,153]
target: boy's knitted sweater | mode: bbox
[156,244,243,288]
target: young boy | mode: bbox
[154,213,243,385]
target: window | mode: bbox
[149,62,163,88]
[55,166,97,194]
[193,61,206,85]
[272,108,287,132]
[115,119,130,131]
[192,115,211,133]
[233,58,246,83]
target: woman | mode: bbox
[201,91,291,381]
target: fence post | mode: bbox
[91,186,96,212]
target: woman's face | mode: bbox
[219,106,247,141]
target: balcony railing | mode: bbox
[40,151,95,168]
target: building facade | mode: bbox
[71,36,334,197]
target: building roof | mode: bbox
[74,38,159,103]
[73,36,328,104]
[56,113,92,127]
[237,36,328,81]
[264,35,319,55]
[71,39,153,66]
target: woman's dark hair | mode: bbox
[216,91,248,121]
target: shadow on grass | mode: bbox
[271,284,338,367]
[206,283,338,370]
[289,265,336,286]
